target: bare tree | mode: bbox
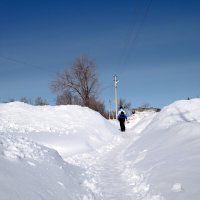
[56,91,73,105]
[118,98,132,116]
[20,97,32,104]
[5,98,16,103]
[56,91,81,105]
[141,103,150,108]
[51,55,99,107]
[35,96,48,106]
[88,97,106,116]
[118,98,132,110]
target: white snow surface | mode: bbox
[0,99,200,199]
[0,132,88,200]
[0,102,116,158]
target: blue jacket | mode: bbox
[117,110,127,120]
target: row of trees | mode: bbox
[4,96,48,106]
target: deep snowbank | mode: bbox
[0,102,116,157]
[0,102,117,200]
[0,132,90,200]
[123,99,200,200]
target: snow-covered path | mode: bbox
[67,132,139,200]
[94,136,135,199]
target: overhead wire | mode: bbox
[101,83,113,90]
[0,54,57,75]
[108,0,153,107]
[118,0,153,77]
[119,1,142,69]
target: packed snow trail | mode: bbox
[67,132,143,200]
[93,136,136,199]
[65,113,157,200]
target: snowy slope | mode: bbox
[0,132,91,200]
[0,102,117,200]
[0,102,116,158]
[122,99,200,199]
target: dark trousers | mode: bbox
[119,119,125,132]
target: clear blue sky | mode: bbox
[0,0,200,109]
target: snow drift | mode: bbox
[0,132,91,199]
[0,102,117,200]
[0,102,116,158]
[123,99,200,200]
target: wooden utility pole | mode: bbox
[113,75,118,119]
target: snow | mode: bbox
[120,99,200,199]
[0,132,89,200]
[0,102,116,158]
[0,99,200,199]
[171,183,183,192]
[0,102,117,199]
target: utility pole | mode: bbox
[113,75,118,119]
[108,99,111,120]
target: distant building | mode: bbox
[132,107,161,113]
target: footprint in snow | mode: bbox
[171,183,184,192]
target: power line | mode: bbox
[119,0,153,72]
[119,1,142,68]
[0,54,55,74]
[101,83,113,92]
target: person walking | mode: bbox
[117,106,127,132]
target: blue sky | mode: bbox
[0,0,200,109]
